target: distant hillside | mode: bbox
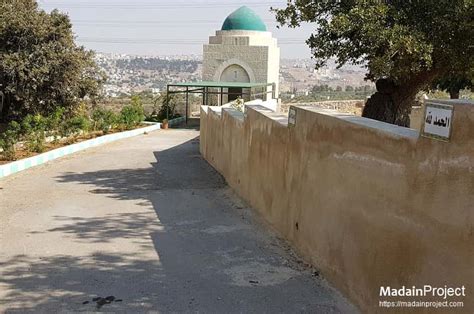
[96,55,202,95]
[116,58,200,73]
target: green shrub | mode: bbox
[119,96,144,130]
[60,115,90,140]
[20,115,34,138]
[144,114,160,123]
[22,114,47,153]
[119,106,142,130]
[71,116,91,133]
[46,107,65,141]
[92,107,116,134]
[156,94,179,121]
[0,121,21,160]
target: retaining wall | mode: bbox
[200,102,473,313]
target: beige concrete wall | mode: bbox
[202,30,280,97]
[200,102,474,313]
[410,105,425,130]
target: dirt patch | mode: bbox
[223,262,299,287]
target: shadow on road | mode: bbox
[0,133,355,313]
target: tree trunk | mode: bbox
[449,89,460,99]
[362,72,439,127]
[362,83,417,127]
[0,94,11,122]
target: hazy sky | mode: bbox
[38,0,315,58]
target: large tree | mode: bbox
[0,0,105,121]
[274,0,473,126]
[432,73,473,99]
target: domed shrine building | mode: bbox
[166,6,280,122]
[202,6,280,102]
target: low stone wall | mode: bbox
[282,100,426,131]
[281,100,365,115]
[410,105,425,130]
[200,102,473,313]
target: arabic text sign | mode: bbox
[288,107,297,127]
[422,103,454,141]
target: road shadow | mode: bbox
[0,134,355,313]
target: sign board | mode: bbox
[421,102,454,141]
[288,106,297,127]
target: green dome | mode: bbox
[221,6,267,32]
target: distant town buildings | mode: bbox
[95,53,201,97]
[95,53,369,99]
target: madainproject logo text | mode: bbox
[380,285,466,300]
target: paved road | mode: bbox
[0,129,357,313]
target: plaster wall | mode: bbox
[200,101,474,313]
[410,105,425,130]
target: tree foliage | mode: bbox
[432,74,473,99]
[147,93,181,121]
[274,0,474,125]
[0,0,105,121]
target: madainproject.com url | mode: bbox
[379,300,464,309]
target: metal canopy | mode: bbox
[166,81,275,125]
[168,81,273,89]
